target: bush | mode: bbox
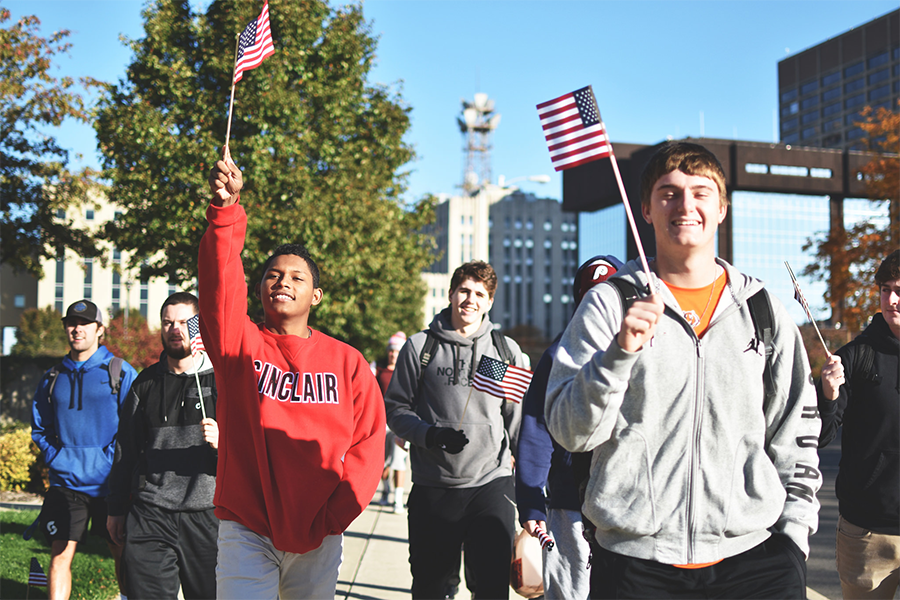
[0,422,40,491]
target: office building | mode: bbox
[778,9,899,149]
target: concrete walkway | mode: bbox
[338,502,413,600]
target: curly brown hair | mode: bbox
[449,261,497,299]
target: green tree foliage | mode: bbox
[103,309,160,370]
[94,0,435,359]
[10,307,69,357]
[0,8,101,277]
[804,102,899,333]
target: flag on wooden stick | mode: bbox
[233,2,275,84]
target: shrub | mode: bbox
[0,422,40,491]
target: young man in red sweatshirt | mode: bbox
[201,149,386,599]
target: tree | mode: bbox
[94,0,435,360]
[804,102,899,333]
[10,307,69,357]
[103,309,160,370]
[0,8,101,277]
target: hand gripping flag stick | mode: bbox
[785,261,830,356]
[533,524,555,551]
[537,86,655,293]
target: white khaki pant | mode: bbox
[836,515,900,600]
[216,519,342,600]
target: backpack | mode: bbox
[44,356,125,400]
[574,277,778,549]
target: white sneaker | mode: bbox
[391,504,406,515]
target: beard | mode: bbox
[162,334,190,360]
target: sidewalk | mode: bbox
[337,501,412,600]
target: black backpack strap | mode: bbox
[607,277,642,316]
[854,343,880,384]
[108,357,124,395]
[490,329,514,365]
[417,331,438,384]
[45,365,62,401]
[747,289,776,409]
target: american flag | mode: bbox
[537,86,611,171]
[233,2,275,84]
[472,356,533,404]
[187,314,205,356]
[28,557,47,587]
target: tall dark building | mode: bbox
[778,9,899,149]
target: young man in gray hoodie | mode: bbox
[385,260,524,600]
[545,142,821,599]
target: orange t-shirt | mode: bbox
[665,270,728,338]
[664,269,728,568]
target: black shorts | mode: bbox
[40,486,111,545]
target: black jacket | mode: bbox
[107,353,218,516]
[818,313,899,534]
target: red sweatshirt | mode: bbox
[198,201,385,554]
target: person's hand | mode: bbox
[394,436,408,450]
[523,519,547,539]
[107,515,126,546]
[820,354,844,401]
[428,427,469,454]
[208,146,243,206]
[617,294,664,352]
[201,418,219,449]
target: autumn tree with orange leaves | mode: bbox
[804,101,899,334]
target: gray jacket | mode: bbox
[546,258,821,564]
[385,308,523,488]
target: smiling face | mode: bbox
[256,254,323,328]
[160,303,195,360]
[643,169,727,259]
[449,276,493,336]
[63,317,104,361]
[880,277,900,338]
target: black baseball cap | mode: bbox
[62,300,104,325]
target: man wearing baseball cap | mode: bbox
[32,300,138,600]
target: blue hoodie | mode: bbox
[32,345,138,497]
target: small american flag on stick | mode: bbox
[233,2,275,84]
[187,314,205,356]
[537,86,611,171]
[533,524,555,551]
[785,261,830,356]
[472,356,533,404]
[28,557,47,587]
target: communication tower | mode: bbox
[457,93,501,195]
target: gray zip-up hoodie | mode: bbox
[546,258,821,564]
[385,307,523,489]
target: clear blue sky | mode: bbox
[7,0,897,202]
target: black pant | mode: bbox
[590,533,807,599]
[122,501,218,600]
[408,476,516,600]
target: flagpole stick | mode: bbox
[224,34,240,152]
[457,386,474,430]
[785,261,831,356]
[190,353,208,420]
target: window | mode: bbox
[514,219,522,230]
[85,209,95,220]
[867,51,889,69]
[810,168,832,178]
[800,80,818,95]
[525,219,533,230]
[869,85,890,101]
[83,258,93,300]
[780,89,798,103]
[821,72,840,87]
[745,163,768,174]
[845,113,864,126]
[822,133,842,147]
[782,132,799,144]
[844,61,864,78]
[14,294,25,308]
[844,94,865,109]
[801,127,817,140]
[868,68,889,85]
[800,96,818,111]
[56,209,66,219]
[821,87,841,102]
[847,128,866,141]
[823,119,841,132]
[844,78,864,93]
[789,101,799,115]
[543,220,552,231]
[781,117,798,132]
[821,102,841,117]
[770,165,809,177]
[801,112,818,125]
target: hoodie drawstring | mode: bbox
[68,370,85,411]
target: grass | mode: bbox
[1,508,119,600]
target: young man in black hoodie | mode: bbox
[818,250,900,599]
[107,292,219,599]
